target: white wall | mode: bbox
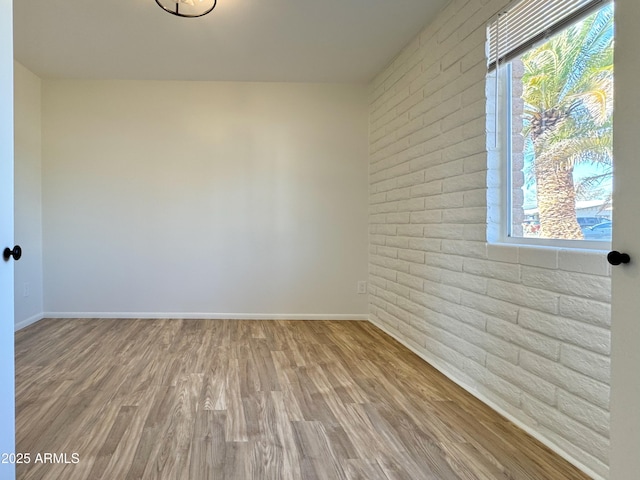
[368,0,611,478]
[41,80,369,318]
[13,61,43,329]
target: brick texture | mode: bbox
[367,1,611,478]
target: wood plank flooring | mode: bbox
[15,319,592,480]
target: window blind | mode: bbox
[487,0,610,71]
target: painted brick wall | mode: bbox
[367,0,611,478]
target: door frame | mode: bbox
[0,0,16,478]
[609,0,640,478]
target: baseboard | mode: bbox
[42,312,368,321]
[15,313,45,331]
[368,318,606,480]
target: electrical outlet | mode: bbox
[23,282,29,297]
[357,281,367,294]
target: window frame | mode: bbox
[490,5,614,251]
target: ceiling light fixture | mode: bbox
[155,0,217,18]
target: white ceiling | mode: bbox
[13,0,448,83]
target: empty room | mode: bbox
[1,0,639,479]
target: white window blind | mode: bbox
[487,0,610,71]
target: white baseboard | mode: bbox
[368,318,606,480]
[15,313,45,331]
[42,312,368,321]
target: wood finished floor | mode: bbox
[15,319,592,480]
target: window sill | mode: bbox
[492,236,611,252]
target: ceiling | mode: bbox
[13,0,448,83]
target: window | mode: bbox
[488,0,614,245]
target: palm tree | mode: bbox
[520,5,614,239]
